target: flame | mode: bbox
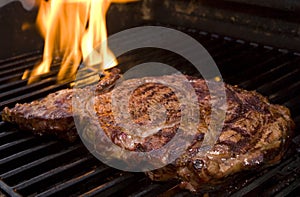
[24,0,137,84]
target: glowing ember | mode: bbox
[24,0,137,84]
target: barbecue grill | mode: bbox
[1,1,300,196]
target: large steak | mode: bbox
[1,69,294,191]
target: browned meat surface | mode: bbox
[90,75,295,191]
[96,68,121,93]
[1,70,294,192]
[2,89,78,141]
[144,80,294,191]
[1,68,121,142]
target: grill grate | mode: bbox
[0,25,300,196]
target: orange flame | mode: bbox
[24,0,137,84]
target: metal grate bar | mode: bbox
[238,57,300,90]
[33,165,112,197]
[0,55,41,71]
[0,78,55,102]
[0,141,58,166]
[79,173,139,197]
[212,42,246,62]
[230,156,297,197]
[130,184,163,197]
[0,137,35,152]
[159,184,198,197]
[0,67,60,93]
[269,80,300,103]
[257,67,300,96]
[0,180,22,197]
[13,155,96,191]
[284,95,300,117]
[216,44,258,68]
[204,40,230,53]
[0,80,27,93]
[225,48,276,82]
[0,73,25,85]
[0,51,41,65]
[237,52,292,86]
[129,181,179,197]
[0,131,34,148]
[0,80,71,111]
[274,179,300,197]
[0,130,17,138]
[0,144,82,179]
[0,63,37,79]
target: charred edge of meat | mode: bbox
[2,107,78,142]
[1,89,78,142]
[96,68,121,93]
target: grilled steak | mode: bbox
[89,75,294,191]
[1,69,294,192]
[2,89,78,141]
[1,69,121,142]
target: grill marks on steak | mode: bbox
[94,80,184,152]
[129,83,180,125]
[1,70,295,192]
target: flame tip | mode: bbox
[27,0,134,84]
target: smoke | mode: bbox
[0,0,36,10]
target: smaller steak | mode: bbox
[1,68,121,141]
[2,89,78,141]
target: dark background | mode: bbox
[1,0,300,59]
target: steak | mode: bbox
[1,69,295,192]
[1,69,121,142]
[2,89,78,142]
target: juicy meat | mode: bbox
[1,70,294,192]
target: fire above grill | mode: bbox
[0,24,300,196]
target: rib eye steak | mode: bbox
[1,68,295,192]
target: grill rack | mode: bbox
[0,25,300,196]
